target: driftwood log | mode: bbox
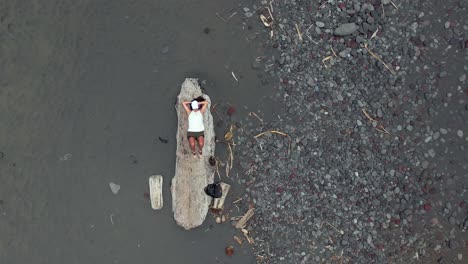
[149,175,163,210]
[171,78,215,230]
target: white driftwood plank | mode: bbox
[171,78,215,230]
[212,182,230,210]
[149,175,163,210]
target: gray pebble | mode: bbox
[160,46,170,54]
[439,71,447,78]
[457,130,463,138]
[334,23,358,36]
[460,74,467,82]
[316,21,325,28]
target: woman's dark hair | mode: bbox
[189,96,206,110]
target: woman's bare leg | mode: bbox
[189,137,196,157]
[197,136,204,155]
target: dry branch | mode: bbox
[364,43,396,74]
[254,130,288,138]
[235,208,255,229]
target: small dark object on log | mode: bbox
[225,246,234,256]
[209,156,216,166]
[158,137,168,144]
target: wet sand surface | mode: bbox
[0,1,274,263]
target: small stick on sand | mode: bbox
[234,236,243,245]
[390,1,399,9]
[228,144,234,170]
[362,109,377,122]
[226,12,237,21]
[216,139,236,146]
[110,214,114,225]
[248,112,264,123]
[331,47,338,58]
[370,29,379,40]
[231,72,239,82]
[325,221,344,235]
[211,103,224,121]
[322,56,333,68]
[236,208,255,229]
[215,13,227,22]
[364,44,396,74]
[233,197,243,204]
[295,23,303,41]
[254,130,288,138]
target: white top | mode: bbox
[188,111,204,132]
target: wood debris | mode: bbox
[233,236,243,246]
[364,43,396,74]
[254,130,288,138]
[235,207,255,229]
[248,112,264,123]
[325,221,344,235]
[362,109,390,134]
[231,71,239,82]
[241,228,255,244]
[295,23,303,41]
[322,55,334,68]
[211,103,223,121]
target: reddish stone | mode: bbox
[227,106,236,116]
[225,246,234,256]
[423,203,432,211]
[393,219,401,225]
[338,2,346,9]
[282,77,289,84]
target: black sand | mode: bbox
[0,1,273,263]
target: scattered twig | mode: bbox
[370,29,379,40]
[322,55,333,68]
[231,71,239,82]
[110,214,114,225]
[295,23,303,41]
[390,1,399,9]
[248,112,264,123]
[331,47,338,58]
[228,144,234,170]
[362,109,377,122]
[234,236,243,245]
[216,139,236,146]
[233,197,243,204]
[325,221,344,235]
[236,208,255,229]
[254,130,288,138]
[241,228,255,244]
[211,103,224,121]
[362,109,391,134]
[364,43,396,74]
[215,13,227,22]
[226,12,237,21]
